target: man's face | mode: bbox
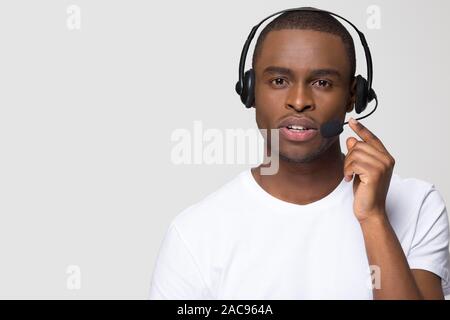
[254,29,355,163]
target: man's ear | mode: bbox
[346,76,357,113]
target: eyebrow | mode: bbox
[263,66,295,77]
[262,66,342,79]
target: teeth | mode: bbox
[287,125,308,130]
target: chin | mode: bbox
[277,139,333,163]
[279,149,320,164]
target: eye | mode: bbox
[270,77,288,88]
[313,79,331,88]
[313,79,332,88]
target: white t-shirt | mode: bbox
[149,169,450,299]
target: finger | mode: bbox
[345,138,392,167]
[344,148,387,182]
[348,118,389,154]
[344,137,359,181]
[344,148,387,172]
[344,160,374,184]
[346,136,358,152]
[344,153,385,184]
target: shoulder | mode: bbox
[388,172,435,202]
[386,172,447,233]
[387,172,440,207]
[169,169,250,235]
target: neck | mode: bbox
[251,139,345,205]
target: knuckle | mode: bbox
[380,162,388,172]
[384,156,395,168]
[354,141,363,149]
[353,149,363,157]
[390,157,396,166]
[345,159,354,170]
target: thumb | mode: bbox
[344,137,358,182]
[346,137,358,151]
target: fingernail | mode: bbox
[350,117,358,125]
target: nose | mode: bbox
[285,83,315,112]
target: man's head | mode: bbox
[251,10,358,164]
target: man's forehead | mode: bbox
[256,29,350,74]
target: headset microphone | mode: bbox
[320,120,345,138]
[320,91,378,138]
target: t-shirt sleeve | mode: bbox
[149,222,212,299]
[407,186,450,296]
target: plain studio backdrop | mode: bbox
[0,0,449,299]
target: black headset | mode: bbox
[235,7,377,114]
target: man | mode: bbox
[150,10,450,299]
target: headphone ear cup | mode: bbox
[354,75,369,114]
[241,69,255,108]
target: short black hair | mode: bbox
[251,10,356,79]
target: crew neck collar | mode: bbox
[242,168,350,212]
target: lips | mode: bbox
[277,116,318,130]
[276,116,319,142]
[279,127,318,142]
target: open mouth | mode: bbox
[277,116,319,141]
[280,125,318,142]
[285,125,317,132]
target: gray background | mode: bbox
[0,0,449,299]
